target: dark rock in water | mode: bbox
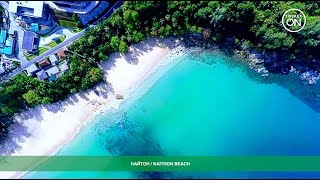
[116,94,124,100]
[264,61,291,74]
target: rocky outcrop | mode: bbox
[182,33,320,85]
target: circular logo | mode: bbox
[282,8,306,32]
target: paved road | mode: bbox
[23,29,87,68]
[2,1,123,79]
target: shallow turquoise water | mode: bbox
[24,49,320,179]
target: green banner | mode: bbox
[1,156,320,172]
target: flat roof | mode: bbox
[8,29,15,35]
[36,69,48,80]
[59,61,69,72]
[9,1,44,18]
[0,39,15,55]
[0,29,7,47]
[22,31,35,51]
[46,66,60,76]
[49,54,58,64]
[5,39,13,47]
[26,64,39,74]
[3,46,12,55]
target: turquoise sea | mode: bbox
[24,48,320,179]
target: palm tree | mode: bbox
[104,26,110,32]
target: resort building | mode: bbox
[45,1,99,14]
[9,1,54,33]
[0,29,16,57]
[22,31,38,53]
[51,1,90,9]
[9,1,44,18]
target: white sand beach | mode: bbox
[0,37,184,179]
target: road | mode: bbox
[22,29,88,69]
[1,1,123,79]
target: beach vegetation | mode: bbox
[66,1,320,67]
[0,55,103,119]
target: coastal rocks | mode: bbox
[116,94,124,100]
[235,50,270,78]
[300,70,320,85]
[182,33,320,84]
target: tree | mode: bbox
[110,36,120,51]
[119,40,128,53]
[22,90,41,107]
[203,28,212,39]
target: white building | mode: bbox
[49,54,59,64]
[58,60,69,72]
[46,66,60,76]
[9,1,44,18]
[25,64,39,76]
[44,1,99,14]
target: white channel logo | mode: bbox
[282,8,306,33]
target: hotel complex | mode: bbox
[0,0,113,81]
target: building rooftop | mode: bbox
[22,31,36,51]
[38,59,51,69]
[0,29,15,56]
[46,66,60,76]
[57,50,66,60]
[52,1,89,8]
[8,29,15,36]
[9,1,44,18]
[5,39,13,47]
[59,61,69,72]
[49,54,59,64]
[36,69,48,80]
[0,46,12,55]
[26,64,39,75]
[0,29,7,47]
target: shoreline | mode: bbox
[0,37,184,179]
[183,33,320,85]
[2,35,318,179]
